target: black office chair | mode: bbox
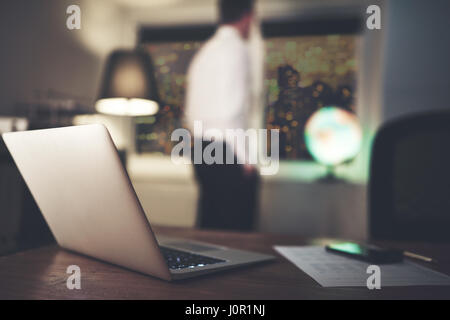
[0,136,54,256]
[369,110,450,242]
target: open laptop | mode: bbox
[2,124,274,281]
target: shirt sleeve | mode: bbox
[184,36,252,165]
[216,46,251,164]
[214,45,250,121]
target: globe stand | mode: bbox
[318,165,341,183]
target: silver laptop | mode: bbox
[2,124,274,280]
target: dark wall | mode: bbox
[383,0,450,121]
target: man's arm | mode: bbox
[216,46,252,167]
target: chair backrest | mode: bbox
[369,111,450,242]
[0,136,54,256]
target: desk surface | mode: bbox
[1,226,450,299]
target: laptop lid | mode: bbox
[2,124,171,280]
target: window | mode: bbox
[136,19,362,159]
[265,34,357,159]
[136,40,202,154]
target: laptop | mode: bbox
[2,124,274,280]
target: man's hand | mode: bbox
[243,164,258,177]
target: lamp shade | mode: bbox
[96,49,160,116]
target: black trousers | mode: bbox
[192,141,259,231]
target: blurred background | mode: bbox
[1,0,450,255]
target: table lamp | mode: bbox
[95,48,159,116]
[304,106,362,181]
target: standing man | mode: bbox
[184,0,258,230]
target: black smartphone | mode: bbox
[325,242,403,264]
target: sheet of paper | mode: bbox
[274,246,450,287]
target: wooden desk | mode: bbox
[1,226,450,299]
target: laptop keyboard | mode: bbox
[160,246,226,270]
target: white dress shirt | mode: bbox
[184,25,251,164]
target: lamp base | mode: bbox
[117,149,127,168]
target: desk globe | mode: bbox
[304,106,362,180]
